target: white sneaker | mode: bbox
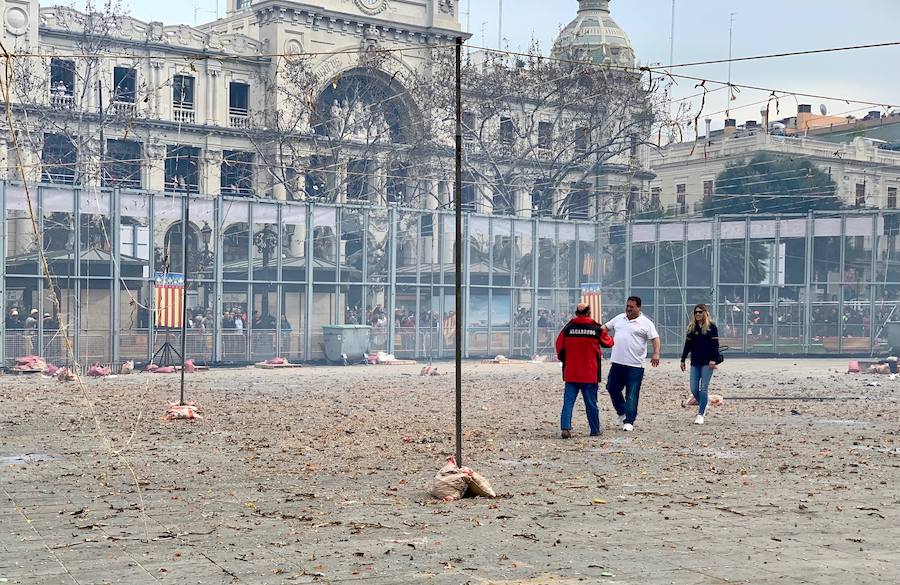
[617,414,626,425]
[622,423,634,432]
[694,414,705,425]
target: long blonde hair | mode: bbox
[687,304,714,335]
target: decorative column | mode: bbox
[206,67,221,126]
[203,149,223,196]
[515,187,531,218]
[149,61,164,118]
[145,143,167,192]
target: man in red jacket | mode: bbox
[555,303,615,438]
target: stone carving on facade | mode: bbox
[438,0,456,16]
[5,5,30,37]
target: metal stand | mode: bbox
[144,333,182,371]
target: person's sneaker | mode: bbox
[590,431,602,437]
[561,429,572,439]
[694,414,705,425]
[622,423,634,432]
[617,414,626,425]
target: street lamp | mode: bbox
[198,221,214,272]
[254,224,279,317]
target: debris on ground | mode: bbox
[55,367,76,383]
[420,365,440,376]
[370,351,417,365]
[429,455,497,501]
[86,363,111,377]
[254,357,302,369]
[164,401,202,421]
[684,393,725,407]
[12,355,48,373]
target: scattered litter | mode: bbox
[866,381,880,387]
[164,401,202,421]
[482,355,527,365]
[591,498,608,505]
[429,455,496,501]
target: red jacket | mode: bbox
[555,316,615,383]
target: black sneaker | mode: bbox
[561,429,572,439]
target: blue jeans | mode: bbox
[690,365,715,415]
[606,363,644,425]
[561,382,600,435]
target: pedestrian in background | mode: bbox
[602,296,660,432]
[555,303,614,438]
[680,304,721,425]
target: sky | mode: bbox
[76,0,900,133]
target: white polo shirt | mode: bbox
[605,312,659,367]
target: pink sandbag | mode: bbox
[153,366,176,374]
[164,401,202,421]
[265,357,287,365]
[87,363,110,377]
[184,359,197,373]
[847,360,861,373]
[56,367,76,382]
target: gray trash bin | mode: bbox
[322,325,372,363]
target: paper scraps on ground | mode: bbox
[428,455,497,501]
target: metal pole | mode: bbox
[179,194,190,405]
[454,36,464,467]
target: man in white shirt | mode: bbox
[602,296,660,432]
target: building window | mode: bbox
[676,184,687,214]
[113,67,136,103]
[236,0,253,8]
[538,121,553,150]
[703,180,714,200]
[164,145,200,193]
[229,82,249,115]
[221,151,254,196]
[499,116,515,144]
[460,174,476,212]
[50,58,75,96]
[103,139,141,189]
[532,181,553,217]
[856,183,866,207]
[651,187,661,209]
[462,111,476,139]
[346,159,371,202]
[42,134,77,185]
[386,163,410,205]
[305,156,329,200]
[889,187,898,209]
[564,183,590,220]
[173,75,195,109]
[575,126,589,154]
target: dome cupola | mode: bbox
[550,0,635,67]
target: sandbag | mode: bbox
[848,360,860,373]
[461,468,496,498]
[87,363,110,377]
[429,456,469,502]
[120,360,134,375]
[685,393,725,406]
[153,366,176,374]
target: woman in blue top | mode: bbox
[680,304,720,425]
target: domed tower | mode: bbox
[550,0,635,67]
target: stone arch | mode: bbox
[312,63,423,145]
[162,221,200,273]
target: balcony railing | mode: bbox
[111,101,137,117]
[229,110,250,129]
[173,106,195,125]
[50,93,75,109]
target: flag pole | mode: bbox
[179,193,190,406]
[454,36,464,466]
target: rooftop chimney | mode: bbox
[705,118,711,139]
[723,118,737,138]
[797,104,813,134]
[760,108,769,133]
